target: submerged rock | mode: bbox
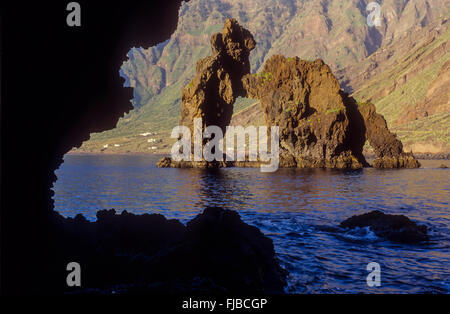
[340,210,428,243]
[51,207,287,294]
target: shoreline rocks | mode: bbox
[51,207,287,294]
[157,157,263,169]
[340,210,428,243]
[415,153,450,160]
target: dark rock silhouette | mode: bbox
[50,207,287,294]
[1,1,187,294]
[340,210,428,243]
[159,19,419,169]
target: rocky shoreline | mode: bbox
[399,153,450,160]
[47,206,432,294]
[363,151,450,160]
[49,207,287,294]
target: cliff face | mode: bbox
[349,19,450,153]
[161,19,420,169]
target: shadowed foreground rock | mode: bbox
[340,210,428,243]
[50,207,287,294]
[2,1,189,294]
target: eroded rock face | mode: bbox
[357,102,421,168]
[180,18,256,136]
[242,56,365,169]
[340,210,429,243]
[161,19,419,169]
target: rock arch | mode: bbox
[162,19,419,169]
[356,100,420,168]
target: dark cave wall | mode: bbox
[1,0,186,294]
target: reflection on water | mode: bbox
[54,154,450,293]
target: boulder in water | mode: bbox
[340,210,428,243]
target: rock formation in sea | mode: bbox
[242,55,364,169]
[340,210,429,243]
[158,19,420,169]
[180,18,256,140]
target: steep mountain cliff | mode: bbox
[350,18,450,153]
[77,0,450,154]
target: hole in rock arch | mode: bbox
[362,140,375,164]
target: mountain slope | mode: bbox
[76,0,450,154]
[352,18,450,152]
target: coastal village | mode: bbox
[71,131,171,154]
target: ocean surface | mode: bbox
[54,154,450,294]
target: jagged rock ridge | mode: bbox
[180,19,256,136]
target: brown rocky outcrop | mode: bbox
[180,18,256,137]
[242,56,364,169]
[357,101,421,168]
[160,19,419,170]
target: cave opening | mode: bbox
[2,0,191,294]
